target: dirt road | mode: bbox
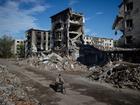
[0,59,140,105]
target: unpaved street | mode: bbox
[0,59,140,105]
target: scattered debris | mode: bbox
[87,62,140,90]
[0,65,41,105]
[17,53,88,72]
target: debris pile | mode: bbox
[0,65,40,105]
[88,62,140,90]
[41,54,88,72]
[18,53,88,72]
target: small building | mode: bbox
[25,28,50,56]
[51,8,84,57]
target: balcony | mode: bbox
[69,20,82,25]
[113,15,124,30]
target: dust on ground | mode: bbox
[0,59,140,105]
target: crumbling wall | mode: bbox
[51,8,84,58]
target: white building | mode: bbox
[83,36,94,45]
[12,39,25,54]
[84,36,114,49]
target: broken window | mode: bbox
[54,23,62,30]
[37,35,41,40]
[43,43,46,50]
[44,35,46,40]
[70,14,81,22]
[126,19,133,28]
[54,41,61,48]
[69,25,80,32]
[126,2,133,11]
[69,33,77,39]
[55,32,61,39]
[126,36,133,44]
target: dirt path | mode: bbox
[0,59,140,105]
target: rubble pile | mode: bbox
[15,57,40,67]
[88,63,140,90]
[0,65,40,105]
[41,54,88,72]
[18,53,88,72]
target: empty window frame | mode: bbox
[126,2,133,11]
[126,19,133,28]
[126,36,133,43]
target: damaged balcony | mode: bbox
[69,14,83,25]
[112,15,124,32]
[53,22,64,31]
[69,32,82,39]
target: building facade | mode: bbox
[113,0,140,48]
[84,36,94,45]
[84,36,114,50]
[26,28,50,56]
[12,39,25,55]
[51,8,84,56]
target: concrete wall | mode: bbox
[51,8,84,56]
[115,0,140,48]
[26,29,50,56]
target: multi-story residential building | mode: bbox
[51,8,84,56]
[84,36,114,49]
[12,39,25,55]
[83,35,94,45]
[113,0,140,48]
[26,28,50,56]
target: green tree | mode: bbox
[17,43,25,58]
[0,35,14,58]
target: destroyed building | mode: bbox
[113,0,140,48]
[51,8,84,57]
[25,28,51,57]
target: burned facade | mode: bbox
[25,28,50,56]
[51,8,84,57]
[113,0,140,48]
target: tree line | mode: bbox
[0,35,25,58]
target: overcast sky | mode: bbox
[0,0,122,39]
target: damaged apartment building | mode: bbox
[25,28,51,57]
[25,8,109,65]
[113,0,140,48]
[112,0,140,62]
[51,8,84,58]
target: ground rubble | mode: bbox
[17,53,88,72]
[87,62,140,90]
[0,65,41,105]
